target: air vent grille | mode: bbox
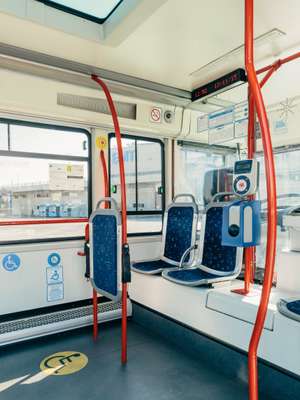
[0,301,121,335]
[57,93,137,120]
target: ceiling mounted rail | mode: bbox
[0,42,191,107]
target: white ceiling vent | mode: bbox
[57,93,137,120]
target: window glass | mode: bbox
[110,138,136,212]
[175,145,226,210]
[10,125,88,157]
[109,135,164,234]
[0,122,90,243]
[0,123,8,150]
[0,157,88,220]
[257,149,300,279]
[137,140,163,212]
[37,0,122,21]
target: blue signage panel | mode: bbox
[48,253,61,267]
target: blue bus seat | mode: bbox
[89,198,122,301]
[162,204,243,286]
[278,298,300,322]
[131,194,199,275]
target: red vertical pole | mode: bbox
[245,89,256,288]
[245,1,277,400]
[100,150,109,199]
[92,75,129,364]
[92,289,98,341]
[82,222,98,341]
[232,83,256,296]
[92,149,109,341]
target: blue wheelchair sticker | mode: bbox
[48,253,61,267]
[2,254,21,272]
[47,266,63,285]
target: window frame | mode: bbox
[0,118,92,246]
[108,133,165,236]
[36,0,123,25]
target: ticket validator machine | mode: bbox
[222,159,261,247]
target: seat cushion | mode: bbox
[286,300,300,315]
[132,259,174,273]
[166,268,217,283]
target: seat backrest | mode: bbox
[89,198,121,301]
[197,205,242,276]
[161,194,198,265]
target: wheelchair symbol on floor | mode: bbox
[2,254,21,272]
[40,351,88,376]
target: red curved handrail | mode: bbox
[245,1,277,399]
[92,75,129,364]
[257,51,300,76]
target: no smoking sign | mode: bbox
[150,107,162,123]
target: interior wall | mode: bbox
[0,68,184,138]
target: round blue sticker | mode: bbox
[2,254,21,272]
[48,253,61,267]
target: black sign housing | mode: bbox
[192,69,247,102]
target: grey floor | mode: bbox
[0,320,259,400]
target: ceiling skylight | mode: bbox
[37,0,123,24]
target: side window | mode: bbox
[257,149,300,283]
[109,134,164,234]
[0,121,90,243]
[174,142,231,212]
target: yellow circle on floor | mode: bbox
[40,351,88,376]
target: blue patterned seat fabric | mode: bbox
[132,205,195,274]
[201,207,237,273]
[166,268,217,282]
[163,206,238,285]
[286,300,300,315]
[164,206,194,262]
[132,259,174,272]
[92,214,118,297]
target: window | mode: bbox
[257,147,300,280]
[175,142,235,212]
[37,0,123,24]
[109,134,164,235]
[0,120,90,244]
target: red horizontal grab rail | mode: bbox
[245,1,277,400]
[256,51,300,76]
[0,218,88,226]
